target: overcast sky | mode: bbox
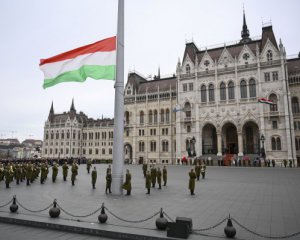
[0,0,299,141]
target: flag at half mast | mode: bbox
[40,36,116,89]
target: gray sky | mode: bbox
[0,0,299,141]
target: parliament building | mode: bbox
[43,13,300,166]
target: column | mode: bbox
[238,132,244,157]
[217,132,222,156]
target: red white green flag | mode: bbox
[258,98,273,105]
[40,36,116,89]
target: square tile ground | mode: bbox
[0,164,299,240]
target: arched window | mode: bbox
[201,85,207,103]
[220,82,226,100]
[292,97,300,114]
[46,131,49,140]
[162,140,169,152]
[139,111,144,124]
[150,141,156,152]
[186,64,190,75]
[50,131,54,140]
[148,110,153,124]
[184,102,191,118]
[269,94,278,112]
[56,131,59,139]
[166,109,170,123]
[208,84,215,102]
[154,110,158,124]
[67,131,70,139]
[139,141,145,152]
[125,111,130,125]
[271,136,281,150]
[267,50,273,63]
[228,81,235,100]
[249,79,256,98]
[61,130,64,139]
[240,80,247,98]
[160,109,165,123]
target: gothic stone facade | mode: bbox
[43,15,300,165]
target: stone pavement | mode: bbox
[0,164,299,240]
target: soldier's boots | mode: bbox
[27,179,30,186]
[72,180,75,186]
[6,183,9,188]
[63,176,66,181]
[159,184,161,189]
[93,184,95,189]
[146,188,150,194]
[126,190,131,196]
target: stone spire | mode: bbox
[48,101,54,122]
[240,8,251,43]
[70,98,76,112]
[158,66,161,79]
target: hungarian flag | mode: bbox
[40,36,116,89]
[258,98,273,105]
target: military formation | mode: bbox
[0,159,207,196]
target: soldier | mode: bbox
[272,159,275,167]
[201,164,206,179]
[150,165,157,188]
[106,164,111,174]
[283,159,287,168]
[15,163,21,185]
[195,163,201,181]
[26,163,33,185]
[71,163,77,186]
[4,165,13,188]
[62,162,69,181]
[122,169,131,195]
[52,162,58,183]
[145,170,151,194]
[105,168,112,194]
[91,166,97,189]
[86,159,92,174]
[189,169,196,195]
[157,167,162,189]
[163,166,167,186]
[40,163,47,184]
[142,163,147,178]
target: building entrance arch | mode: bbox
[202,123,217,154]
[242,121,259,154]
[222,122,238,154]
[124,143,132,164]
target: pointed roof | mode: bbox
[261,25,278,51]
[49,101,54,114]
[183,42,198,63]
[70,98,76,112]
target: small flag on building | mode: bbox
[40,36,116,89]
[173,105,183,112]
[258,98,273,105]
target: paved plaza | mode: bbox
[0,164,299,240]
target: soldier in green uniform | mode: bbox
[105,168,112,194]
[142,163,147,178]
[62,162,69,181]
[40,163,47,184]
[195,163,201,181]
[122,169,131,195]
[189,168,196,195]
[163,166,167,186]
[4,165,13,188]
[21,163,26,182]
[71,163,77,186]
[15,163,21,185]
[91,166,97,189]
[86,159,92,174]
[156,167,162,189]
[52,162,58,183]
[150,165,156,188]
[145,170,151,194]
[201,164,206,179]
[26,163,33,185]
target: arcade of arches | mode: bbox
[200,121,260,165]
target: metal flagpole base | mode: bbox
[111,175,123,195]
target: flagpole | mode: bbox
[111,0,124,195]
